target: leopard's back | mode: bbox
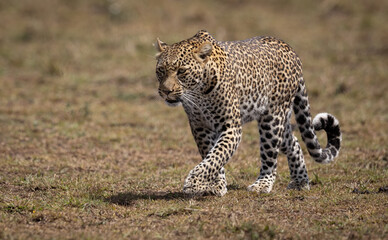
[219,36,303,123]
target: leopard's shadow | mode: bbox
[104,184,243,206]
[104,191,191,206]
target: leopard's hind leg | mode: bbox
[280,111,310,190]
[247,110,286,193]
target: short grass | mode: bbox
[0,0,387,239]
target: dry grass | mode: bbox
[0,0,387,239]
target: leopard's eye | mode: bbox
[156,67,166,80]
[177,68,187,75]
[157,67,165,75]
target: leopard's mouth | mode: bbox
[164,96,181,107]
[166,98,180,104]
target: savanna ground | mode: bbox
[0,0,387,239]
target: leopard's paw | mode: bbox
[287,179,310,190]
[183,166,227,196]
[247,176,275,194]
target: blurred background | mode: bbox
[1,0,387,83]
[0,0,387,238]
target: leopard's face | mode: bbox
[155,37,213,106]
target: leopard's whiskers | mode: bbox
[181,95,200,110]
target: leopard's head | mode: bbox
[155,30,220,107]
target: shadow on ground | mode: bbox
[105,184,245,206]
[105,191,191,206]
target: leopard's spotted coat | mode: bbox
[155,30,341,196]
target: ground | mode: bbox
[0,0,387,239]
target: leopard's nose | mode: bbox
[162,89,173,96]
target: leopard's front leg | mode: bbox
[183,123,242,196]
[184,124,227,195]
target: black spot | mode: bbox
[267,151,273,158]
[310,152,321,158]
[263,115,273,122]
[307,142,317,149]
[304,131,314,139]
[273,128,279,136]
[297,115,306,125]
[265,132,272,139]
[294,96,301,105]
[320,118,326,129]
[330,125,341,137]
[331,138,340,149]
[262,124,271,130]
[264,144,271,150]
[271,139,278,148]
[327,115,334,127]
[266,161,274,168]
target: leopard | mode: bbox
[154,30,341,196]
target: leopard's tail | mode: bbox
[293,81,342,163]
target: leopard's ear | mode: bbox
[155,38,167,53]
[194,42,212,62]
[195,30,210,37]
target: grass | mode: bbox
[0,0,387,239]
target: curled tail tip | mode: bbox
[312,112,342,162]
[313,112,340,131]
